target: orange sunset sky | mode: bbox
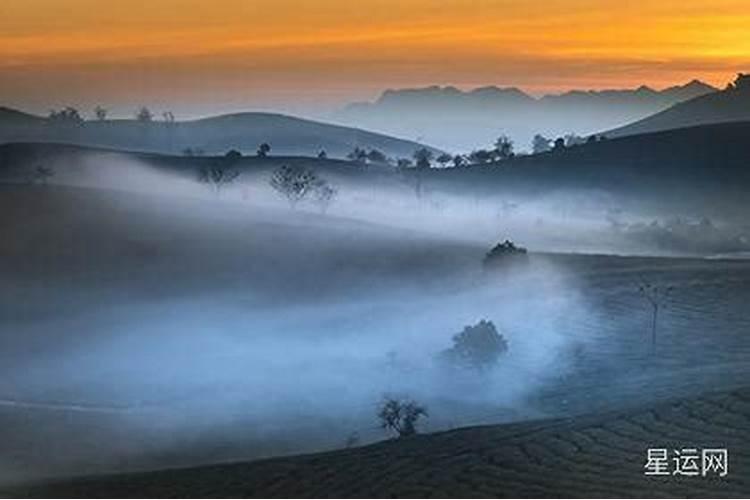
[1,0,749,117]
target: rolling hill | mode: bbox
[432,120,750,195]
[607,74,750,138]
[7,386,749,497]
[4,119,750,205]
[0,108,440,160]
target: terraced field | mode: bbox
[9,386,749,498]
[1,183,749,495]
[528,255,750,417]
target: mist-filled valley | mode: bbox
[1,140,750,487]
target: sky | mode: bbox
[1,0,749,118]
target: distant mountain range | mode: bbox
[607,74,750,137]
[0,108,440,159]
[333,80,718,152]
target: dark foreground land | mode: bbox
[7,386,749,498]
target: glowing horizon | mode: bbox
[1,0,749,117]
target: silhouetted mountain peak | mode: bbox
[375,85,534,108]
[660,79,718,100]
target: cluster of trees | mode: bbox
[392,136,515,169]
[183,143,271,158]
[192,152,337,211]
[46,106,177,124]
[47,107,84,125]
[461,135,515,165]
[390,140,513,170]
[345,146,437,169]
[269,164,337,212]
[386,131,609,169]
[346,147,389,165]
[531,133,607,154]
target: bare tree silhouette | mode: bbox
[637,279,674,354]
[313,179,337,214]
[436,153,452,168]
[494,135,514,160]
[33,165,55,185]
[257,143,271,157]
[532,134,551,154]
[136,107,153,123]
[377,397,428,438]
[269,165,318,209]
[199,165,240,196]
[94,106,108,121]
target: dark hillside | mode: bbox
[9,387,748,498]
[608,75,750,137]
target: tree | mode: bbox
[377,397,428,438]
[452,155,466,168]
[344,432,360,448]
[94,106,108,121]
[440,320,508,373]
[317,149,328,159]
[48,107,84,125]
[33,165,54,185]
[396,158,413,169]
[565,134,585,147]
[468,149,493,164]
[436,153,453,168]
[162,111,175,124]
[347,147,368,164]
[532,134,551,154]
[366,148,388,165]
[313,179,337,214]
[269,164,319,209]
[136,107,153,123]
[494,135,514,161]
[553,137,566,151]
[257,143,271,157]
[225,149,242,161]
[637,280,674,354]
[413,148,433,169]
[199,165,240,196]
[483,239,528,268]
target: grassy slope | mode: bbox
[8,386,749,498]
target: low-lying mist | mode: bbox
[2,150,749,483]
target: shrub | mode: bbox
[225,149,242,160]
[377,397,428,438]
[483,239,528,268]
[440,320,508,372]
